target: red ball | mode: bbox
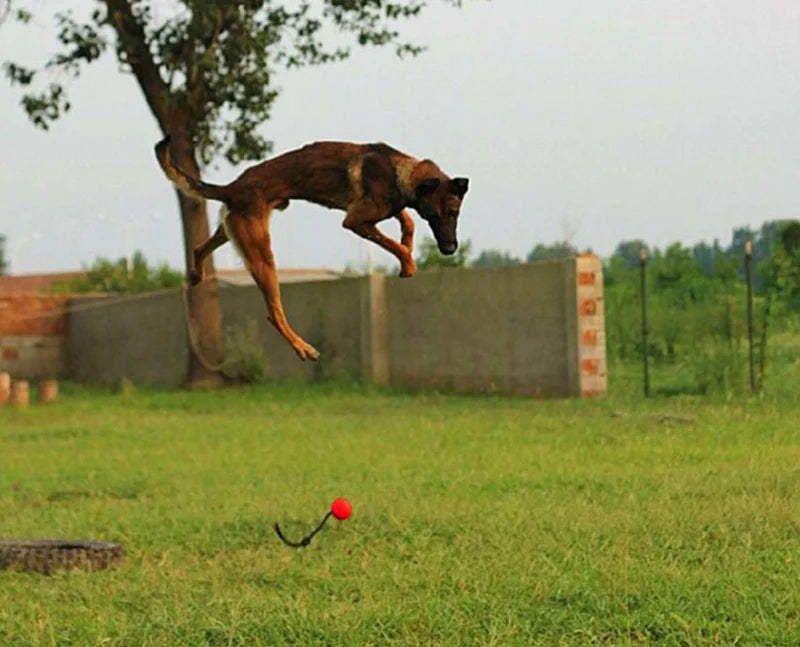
[330,498,352,521]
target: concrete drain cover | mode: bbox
[0,539,125,574]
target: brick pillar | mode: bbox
[0,372,9,405]
[575,254,607,397]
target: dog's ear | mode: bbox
[415,178,440,199]
[450,177,469,198]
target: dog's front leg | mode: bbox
[395,210,417,277]
[344,204,416,278]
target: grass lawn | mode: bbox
[1,380,799,645]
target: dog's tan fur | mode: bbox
[155,136,468,361]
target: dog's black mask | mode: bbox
[414,177,469,255]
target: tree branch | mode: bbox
[102,0,171,130]
[0,0,11,28]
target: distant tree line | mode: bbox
[50,251,183,294]
[417,219,799,304]
[602,220,799,394]
[419,238,582,269]
[6,219,797,307]
[604,220,799,304]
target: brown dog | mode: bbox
[155,136,469,361]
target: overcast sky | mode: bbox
[1,0,798,275]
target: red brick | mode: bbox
[0,295,69,336]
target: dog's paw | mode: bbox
[399,261,417,278]
[189,269,202,286]
[295,340,320,362]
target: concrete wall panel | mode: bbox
[66,292,187,387]
[62,259,605,397]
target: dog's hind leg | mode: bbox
[191,222,229,285]
[224,202,320,361]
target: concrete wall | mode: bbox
[64,259,607,397]
[67,291,188,387]
[65,278,370,388]
[386,262,579,396]
[217,277,365,382]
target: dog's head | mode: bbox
[413,175,470,255]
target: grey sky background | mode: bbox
[1,0,798,275]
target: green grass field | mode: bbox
[2,377,799,646]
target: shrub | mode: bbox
[222,319,270,384]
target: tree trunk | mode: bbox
[102,0,225,387]
[170,136,226,387]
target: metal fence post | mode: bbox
[639,247,650,397]
[744,240,756,393]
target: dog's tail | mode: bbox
[154,135,228,202]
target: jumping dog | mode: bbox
[155,136,469,361]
